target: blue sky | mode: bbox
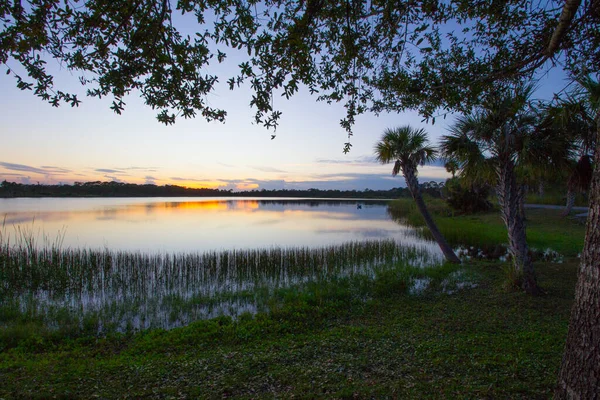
[0,63,455,191]
[0,17,569,191]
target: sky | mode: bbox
[0,64,454,192]
[0,13,568,192]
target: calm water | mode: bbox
[1,197,451,333]
[0,197,441,255]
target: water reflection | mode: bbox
[1,198,450,335]
[0,198,433,253]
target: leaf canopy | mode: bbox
[441,85,575,185]
[1,0,599,147]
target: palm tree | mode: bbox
[374,126,460,264]
[440,85,571,295]
[538,88,597,215]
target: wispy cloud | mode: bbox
[122,166,158,172]
[315,155,378,165]
[0,172,28,177]
[170,176,205,182]
[95,168,127,174]
[0,162,70,175]
[248,165,287,173]
[39,166,72,174]
[217,162,235,168]
[144,175,157,185]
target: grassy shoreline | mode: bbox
[0,203,586,398]
[0,260,578,398]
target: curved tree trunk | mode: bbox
[403,166,461,264]
[496,161,541,295]
[555,112,600,399]
[546,0,582,56]
[562,189,576,216]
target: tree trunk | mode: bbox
[546,0,582,56]
[538,181,545,197]
[496,160,541,295]
[519,184,528,221]
[403,166,461,264]
[555,112,600,399]
[562,189,576,216]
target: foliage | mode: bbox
[2,1,598,146]
[537,75,599,194]
[0,259,579,398]
[440,84,574,187]
[374,126,437,177]
[443,177,493,214]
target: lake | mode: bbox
[0,197,447,332]
[0,197,441,255]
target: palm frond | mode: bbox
[373,125,437,176]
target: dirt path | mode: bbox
[525,204,588,217]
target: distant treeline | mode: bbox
[0,180,444,199]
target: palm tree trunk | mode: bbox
[496,161,540,295]
[562,189,576,216]
[555,110,600,398]
[518,184,528,221]
[404,166,461,264]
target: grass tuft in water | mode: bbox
[0,226,446,343]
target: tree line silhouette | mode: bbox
[0,180,444,199]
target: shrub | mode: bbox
[443,177,493,214]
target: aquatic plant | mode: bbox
[0,227,442,335]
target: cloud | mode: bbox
[144,175,157,185]
[312,166,449,182]
[218,178,286,191]
[212,168,450,192]
[0,173,33,184]
[248,165,287,173]
[285,177,397,191]
[0,172,27,177]
[95,168,126,174]
[170,176,205,182]
[315,155,378,165]
[39,166,72,174]
[104,175,122,182]
[217,162,235,168]
[0,162,67,175]
[124,166,158,172]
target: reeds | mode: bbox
[0,226,442,335]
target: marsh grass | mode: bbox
[0,223,446,343]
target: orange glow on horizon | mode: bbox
[168,180,224,190]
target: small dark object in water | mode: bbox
[357,204,362,209]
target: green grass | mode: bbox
[0,200,586,398]
[388,198,586,256]
[526,192,588,207]
[0,259,577,398]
